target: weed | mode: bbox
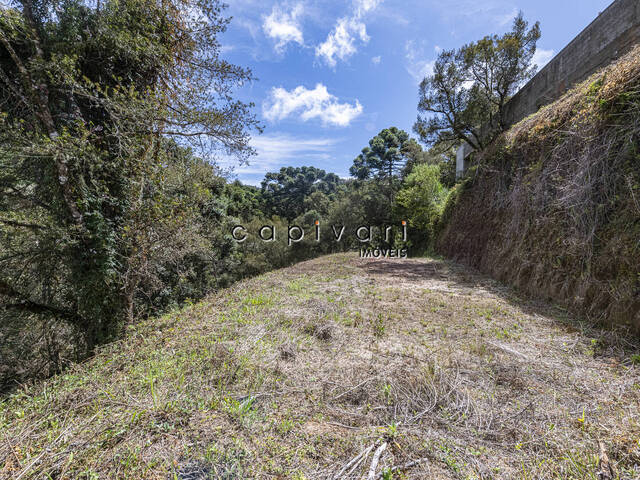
[223,396,257,423]
[276,418,295,435]
[381,383,392,404]
[373,313,386,337]
[384,421,398,440]
[381,467,394,480]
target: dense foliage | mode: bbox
[0,0,261,388]
[395,164,448,250]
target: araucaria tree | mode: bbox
[261,166,340,221]
[350,127,415,208]
[0,0,259,353]
[413,12,540,151]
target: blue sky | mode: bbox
[217,0,613,185]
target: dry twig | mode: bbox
[367,442,387,480]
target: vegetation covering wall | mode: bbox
[436,46,640,331]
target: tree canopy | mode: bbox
[0,0,259,350]
[261,166,341,221]
[350,127,420,207]
[395,163,448,236]
[413,12,540,151]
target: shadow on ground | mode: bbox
[357,256,640,359]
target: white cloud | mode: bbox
[316,17,368,67]
[262,3,305,53]
[410,60,436,84]
[354,0,382,16]
[374,4,408,26]
[263,83,363,127]
[315,0,382,67]
[217,134,341,184]
[220,44,235,55]
[532,48,555,69]
[371,55,381,65]
[243,134,338,174]
[495,7,519,27]
[432,1,518,26]
[405,41,437,84]
[461,79,475,90]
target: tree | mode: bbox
[0,0,260,352]
[413,12,540,151]
[349,127,415,207]
[325,180,387,248]
[432,146,457,188]
[395,164,448,250]
[224,181,264,221]
[261,166,340,221]
[393,134,458,188]
[400,138,430,177]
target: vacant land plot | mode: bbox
[1,253,639,479]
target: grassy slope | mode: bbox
[1,253,639,479]
[436,46,640,331]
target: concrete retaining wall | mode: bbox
[504,0,640,126]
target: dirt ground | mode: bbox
[1,253,639,479]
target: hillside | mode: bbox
[437,45,640,331]
[1,253,639,479]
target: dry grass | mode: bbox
[1,253,639,479]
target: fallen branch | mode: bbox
[486,341,530,361]
[333,444,374,479]
[0,218,46,230]
[367,442,387,480]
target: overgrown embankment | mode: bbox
[437,46,640,331]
